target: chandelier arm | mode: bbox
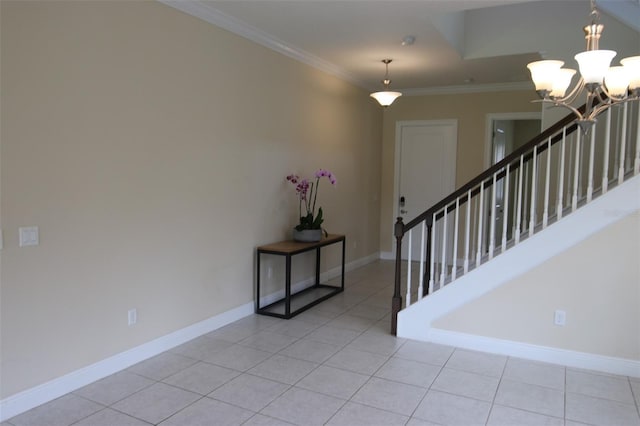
[555,102,586,121]
[592,96,638,119]
[557,78,587,105]
[590,103,611,120]
[531,98,585,121]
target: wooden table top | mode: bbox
[257,234,345,254]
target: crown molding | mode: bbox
[402,81,534,96]
[158,1,537,96]
[158,0,368,89]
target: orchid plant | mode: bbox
[286,169,337,231]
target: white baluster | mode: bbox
[572,131,581,212]
[557,127,566,219]
[472,195,478,259]
[417,221,425,300]
[515,156,524,244]
[476,182,484,266]
[567,132,575,205]
[463,191,471,273]
[489,173,497,259]
[523,164,530,233]
[502,164,510,252]
[434,221,441,289]
[428,221,435,294]
[543,138,551,228]
[626,105,633,170]
[440,208,448,284]
[634,103,640,175]
[529,145,538,237]
[618,102,628,184]
[406,229,412,307]
[511,167,518,238]
[602,109,612,194]
[587,122,596,202]
[452,198,460,281]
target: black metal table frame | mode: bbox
[256,235,345,319]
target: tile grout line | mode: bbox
[483,354,510,425]
[403,343,455,423]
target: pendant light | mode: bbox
[370,59,402,107]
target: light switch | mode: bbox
[19,226,39,247]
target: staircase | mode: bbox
[390,101,640,338]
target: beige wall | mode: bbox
[379,91,540,252]
[434,211,640,360]
[0,0,382,398]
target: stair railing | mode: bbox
[391,101,640,335]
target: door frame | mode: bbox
[392,119,458,258]
[484,112,542,168]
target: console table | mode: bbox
[256,234,345,319]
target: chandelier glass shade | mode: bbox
[370,59,402,107]
[526,0,639,127]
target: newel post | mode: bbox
[391,217,404,335]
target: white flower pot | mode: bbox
[292,228,323,242]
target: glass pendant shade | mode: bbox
[551,68,577,98]
[575,50,616,84]
[527,60,564,92]
[621,56,640,90]
[370,91,402,107]
[605,66,631,97]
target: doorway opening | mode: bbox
[484,113,541,247]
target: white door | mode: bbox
[395,120,457,260]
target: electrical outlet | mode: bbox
[554,310,566,326]
[128,309,137,326]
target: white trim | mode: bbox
[427,328,640,378]
[380,251,394,260]
[484,112,542,169]
[158,0,366,89]
[392,120,458,259]
[0,252,380,422]
[0,302,253,421]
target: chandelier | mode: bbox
[526,0,639,130]
[370,59,402,107]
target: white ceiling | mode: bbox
[161,0,640,93]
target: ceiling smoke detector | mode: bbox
[401,35,416,46]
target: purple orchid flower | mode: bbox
[286,169,337,230]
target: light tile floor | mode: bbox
[5,260,640,426]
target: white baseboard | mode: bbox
[0,302,254,422]
[427,328,640,378]
[380,251,393,260]
[0,252,381,422]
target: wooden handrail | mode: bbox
[402,111,579,233]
